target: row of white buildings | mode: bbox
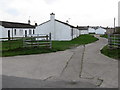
[0,13,106,41]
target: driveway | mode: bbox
[1,35,118,88]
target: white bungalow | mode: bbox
[35,13,80,41]
[88,27,96,34]
[0,21,36,41]
[77,26,89,34]
[95,27,106,35]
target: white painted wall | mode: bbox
[74,28,80,37]
[88,28,95,34]
[80,30,89,34]
[55,21,72,41]
[35,21,53,39]
[35,13,80,41]
[0,26,35,41]
[0,26,4,38]
[95,27,106,35]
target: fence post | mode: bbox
[108,34,112,48]
[118,34,120,48]
[46,35,48,41]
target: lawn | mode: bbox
[100,34,108,38]
[1,34,98,57]
[101,45,120,60]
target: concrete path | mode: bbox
[1,35,118,88]
[81,35,118,88]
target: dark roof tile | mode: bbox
[0,21,35,28]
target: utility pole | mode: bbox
[114,17,115,33]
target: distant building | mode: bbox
[118,1,120,26]
[0,21,35,41]
[35,13,80,41]
[77,26,89,34]
[105,27,114,34]
[95,27,106,35]
[88,27,96,34]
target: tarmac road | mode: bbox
[1,35,118,88]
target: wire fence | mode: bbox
[108,34,120,48]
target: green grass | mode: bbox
[100,34,108,38]
[101,45,120,60]
[1,34,98,57]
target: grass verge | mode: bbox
[100,34,108,38]
[1,34,98,57]
[101,45,120,60]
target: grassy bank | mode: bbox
[100,34,108,38]
[101,45,120,60]
[1,34,98,57]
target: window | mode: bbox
[29,29,32,35]
[33,29,35,34]
[14,29,16,35]
[19,30,23,36]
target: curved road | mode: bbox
[2,35,118,88]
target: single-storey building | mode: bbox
[95,27,106,35]
[0,21,36,41]
[35,13,80,41]
[77,26,89,34]
[88,27,96,34]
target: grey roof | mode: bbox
[38,19,77,28]
[55,19,76,28]
[0,21,35,28]
[39,20,50,26]
[77,26,89,30]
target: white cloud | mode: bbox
[0,0,119,26]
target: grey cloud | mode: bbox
[44,0,58,4]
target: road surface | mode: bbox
[1,35,118,88]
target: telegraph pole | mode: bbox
[114,17,115,33]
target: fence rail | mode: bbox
[23,33,52,48]
[108,34,120,48]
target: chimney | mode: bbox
[35,23,37,26]
[66,20,69,23]
[50,13,55,21]
[28,20,31,24]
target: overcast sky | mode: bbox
[0,0,119,27]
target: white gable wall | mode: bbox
[35,21,55,39]
[80,30,89,35]
[73,28,80,38]
[55,21,72,41]
[95,28,106,35]
[35,13,80,41]
[0,26,4,39]
[88,28,95,34]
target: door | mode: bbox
[25,30,27,37]
[8,30,10,40]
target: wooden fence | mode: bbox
[23,33,52,48]
[108,34,120,48]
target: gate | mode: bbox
[23,33,52,48]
